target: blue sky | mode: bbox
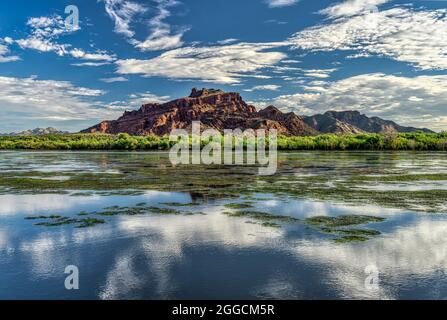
[0,0,447,132]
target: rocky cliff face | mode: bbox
[82,88,317,136]
[82,88,434,136]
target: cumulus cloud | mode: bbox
[255,73,447,131]
[116,42,287,84]
[0,76,123,131]
[14,16,72,56]
[266,0,299,8]
[319,0,389,18]
[69,49,115,62]
[9,15,115,63]
[289,6,447,71]
[0,43,20,63]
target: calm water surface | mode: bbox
[0,151,446,300]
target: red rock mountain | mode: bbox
[82,88,318,136]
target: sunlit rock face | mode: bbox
[81,88,318,136]
[82,88,433,136]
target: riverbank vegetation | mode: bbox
[0,132,446,151]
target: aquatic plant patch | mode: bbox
[29,216,105,228]
[223,210,299,225]
[224,203,254,209]
[305,215,385,243]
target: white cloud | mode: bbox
[102,0,187,51]
[102,0,147,38]
[300,68,337,79]
[100,76,129,83]
[255,73,447,131]
[135,30,185,51]
[105,92,171,111]
[72,62,111,67]
[9,15,115,63]
[134,0,187,51]
[217,38,239,45]
[244,85,281,92]
[69,49,115,62]
[266,0,299,8]
[319,0,389,19]
[0,44,20,63]
[0,76,122,131]
[281,59,301,64]
[16,37,67,56]
[129,91,171,104]
[290,6,447,71]
[14,15,71,56]
[116,42,287,84]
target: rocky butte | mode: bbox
[82,88,318,136]
[82,88,433,136]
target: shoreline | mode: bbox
[0,132,446,151]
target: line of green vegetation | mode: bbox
[1,132,447,151]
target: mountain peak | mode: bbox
[81,90,433,136]
[82,89,316,136]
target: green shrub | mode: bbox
[0,132,446,151]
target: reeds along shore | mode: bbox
[0,132,446,151]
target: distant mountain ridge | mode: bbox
[81,88,434,136]
[303,113,365,134]
[0,127,69,136]
[308,111,434,134]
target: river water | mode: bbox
[0,151,446,299]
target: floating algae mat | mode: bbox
[160,202,201,207]
[28,216,105,228]
[223,203,254,209]
[305,215,385,243]
[24,203,206,228]
[223,210,299,229]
